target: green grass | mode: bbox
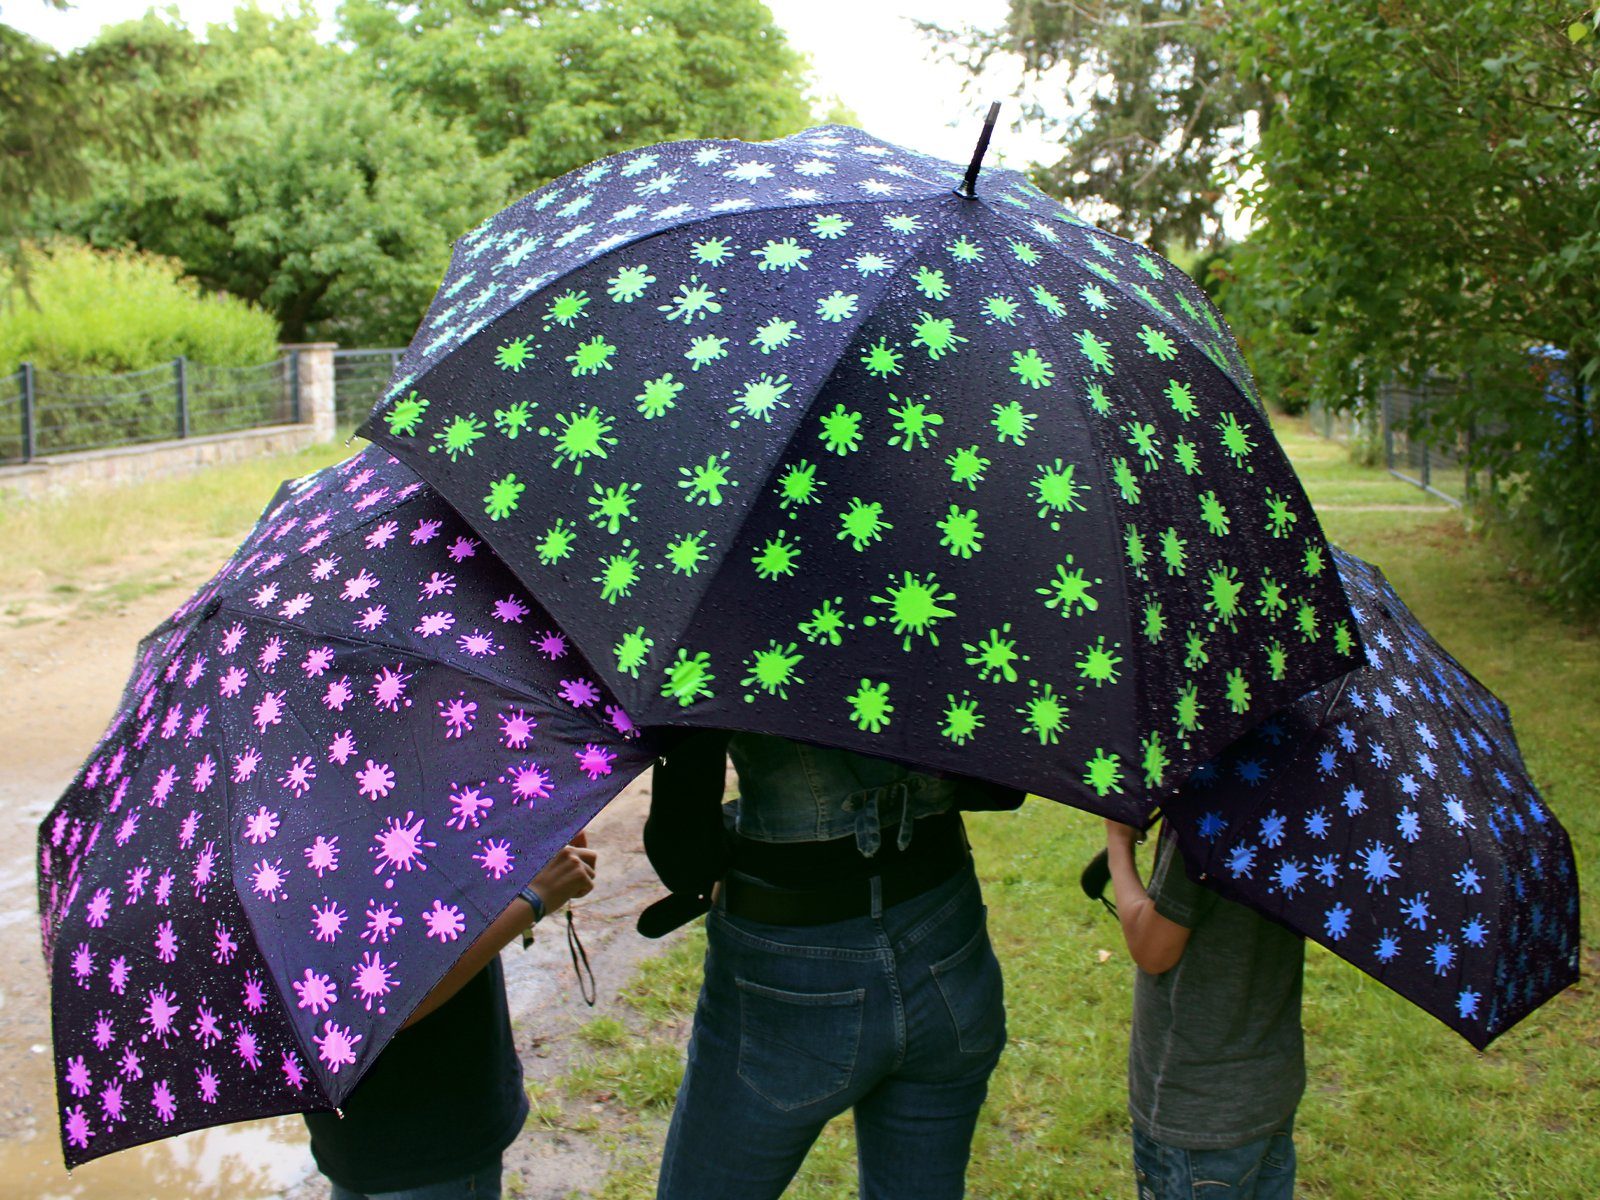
[552,413,1600,1199]
[0,435,362,602]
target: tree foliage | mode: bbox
[933,1,1261,247]
[339,0,813,193]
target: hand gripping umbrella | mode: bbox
[36,447,659,1167]
[357,116,1361,820]
[1161,549,1579,1047]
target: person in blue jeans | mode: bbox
[639,730,1021,1200]
[1104,818,1305,1200]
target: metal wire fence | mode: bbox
[1308,379,1474,506]
[333,348,404,430]
[0,356,297,465]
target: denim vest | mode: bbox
[725,732,986,856]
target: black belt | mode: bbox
[721,813,970,926]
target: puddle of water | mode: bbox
[0,1115,316,1200]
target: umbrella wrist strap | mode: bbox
[566,909,596,1007]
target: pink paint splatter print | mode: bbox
[92,1012,115,1051]
[154,869,174,906]
[327,729,357,765]
[534,630,568,660]
[302,645,335,677]
[279,592,314,620]
[242,971,267,1014]
[183,654,207,688]
[64,1104,92,1150]
[340,570,381,601]
[190,754,218,793]
[362,517,398,546]
[372,812,434,879]
[149,764,177,807]
[410,518,442,544]
[280,755,316,797]
[446,784,494,830]
[355,759,395,801]
[141,985,181,1045]
[153,921,179,964]
[108,955,130,995]
[422,899,467,942]
[85,887,112,928]
[474,838,516,880]
[498,708,537,748]
[419,571,456,599]
[415,610,456,638]
[234,1022,262,1070]
[193,842,218,898]
[71,943,94,987]
[151,1079,178,1123]
[211,921,237,964]
[219,665,249,698]
[185,705,210,741]
[114,811,140,848]
[159,704,184,740]
[305,835,341,877]
[192,1003,222,1047]
[282,1050,307,1090]
[257,637,285,673]
[457,629,500,658]
[311,898,347,942]
[351,950,399,1012]
[492,594,529,623]
[243,805,281,844]
[314,1020,362,1073]
[249,857,288,902]
[196,1065,220,1104]
[178,809,200,848]
[100,1080,126,1123]
[249,582,279,609]
[370,665,412,711]
[502,760,553,805]
[310,554,340,581]
[323,676,354,711]
[437,693,477,738]
[252,690,286,732]
[361,900,403,943]
[66,1054,92,1097]
[446,536,478,562]
[292,967,338,1014]
[355,605,388,631]
[560,678,602,708]
[117,1044,141,1079]
[125,862,151,903]
[231,747,262,783]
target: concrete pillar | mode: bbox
[282,342,338,443]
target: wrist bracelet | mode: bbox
[518,884,545,924]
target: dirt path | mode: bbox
[0,565,684,1200]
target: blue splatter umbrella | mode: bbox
[357,115,1362,820]
[1163,548,1578,1047]
[36,447,659,1167]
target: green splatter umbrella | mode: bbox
[357,118,1361,820]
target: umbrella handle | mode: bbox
[957,102,1002,199]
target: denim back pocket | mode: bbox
[929,916,1006,1057]
[735,977,865,1111]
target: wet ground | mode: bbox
[1,577,682,1200]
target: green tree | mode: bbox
[69,18,512,344]
[931,1,1262,247]
[1,9,217,259]
[338,0,813,192]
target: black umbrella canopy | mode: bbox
[358,122,1362,820]
[1163,549,1579,1048]
[37,448,659,1166]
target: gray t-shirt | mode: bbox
[1128,825,1306,1149]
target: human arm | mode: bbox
[636,729,733,937]
[1105,821,1192,975]
[402,833,597,1028]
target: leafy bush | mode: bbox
[0,240,280,375]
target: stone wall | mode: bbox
[0,344,341,503]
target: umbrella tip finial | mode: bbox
[958,101,1002,199]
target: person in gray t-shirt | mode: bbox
[1105,818,1306,1200]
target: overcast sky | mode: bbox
[6,0,1067,168]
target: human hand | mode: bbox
[527,838,599,916]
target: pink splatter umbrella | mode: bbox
[36,447,661,1168]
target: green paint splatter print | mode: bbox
[799,597,848,646]
[848,678,893,733]
[911,312,966,360]
[1082,748,1124,797]
[661,648,715,707]
[963,624,1025,684]
[566,335,616,376]
[991,401,1036,446]
[729,374,792,424]
[587,481,640,534]
[483,472,524,521]
[1038,557,1100,617]
[634,373,683,419]
[535,518,577,565]
[1019,682,1068,745]
[752,531,802,580]
[495,336,536,372]
[819,404,864,456]
[776,459,823,510]
[678,452,736,506]
[887,395,943,451]
[838,497,892,552]
[936,505,984,558]
[614,626,654,678]
[752,317,801,355]
[663,530,713,576]
[385,391,429,436]
[742,641,805,699]
[870,571,955,650]
[947,444,990,490]
[544,407,616,473]
[493,400,535,439]
[1076,636,1122,686]
[941,693,983,745]
[606,263,655,303]
[1010,348,1055,389]
[595,548,641,604]
[861,337,903,378]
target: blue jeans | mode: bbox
[657,863,1005,1200]
[1132,1124,1296,1200]
[329,1158,501,1200]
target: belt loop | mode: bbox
[896,805,916,852]
[854,790,883,857]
